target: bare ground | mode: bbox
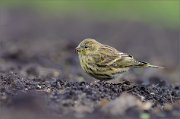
[0,8,180,119]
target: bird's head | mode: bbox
[76,38,101,55]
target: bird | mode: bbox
[76,38,163,81]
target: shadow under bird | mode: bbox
[76,38,163,81]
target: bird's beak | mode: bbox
[76,46,80,52]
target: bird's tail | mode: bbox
[136,61,164,69]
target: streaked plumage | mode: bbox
[76,38,163,80]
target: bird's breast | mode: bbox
[79,55,129,80]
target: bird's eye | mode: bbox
[84,46,88,48]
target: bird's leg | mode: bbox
[121,78,130,84]
[120,78,136,92]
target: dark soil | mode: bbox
[0,8,180,119]
[0,71,180,119]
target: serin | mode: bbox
[76,38,163,81]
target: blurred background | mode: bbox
[0,0,179,81]
[0,0,180,80]
[0,1,180,119]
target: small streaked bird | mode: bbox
[76,38,163,81]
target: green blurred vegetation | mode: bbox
[0,0,179,28]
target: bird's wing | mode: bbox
[95,45,138,68]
